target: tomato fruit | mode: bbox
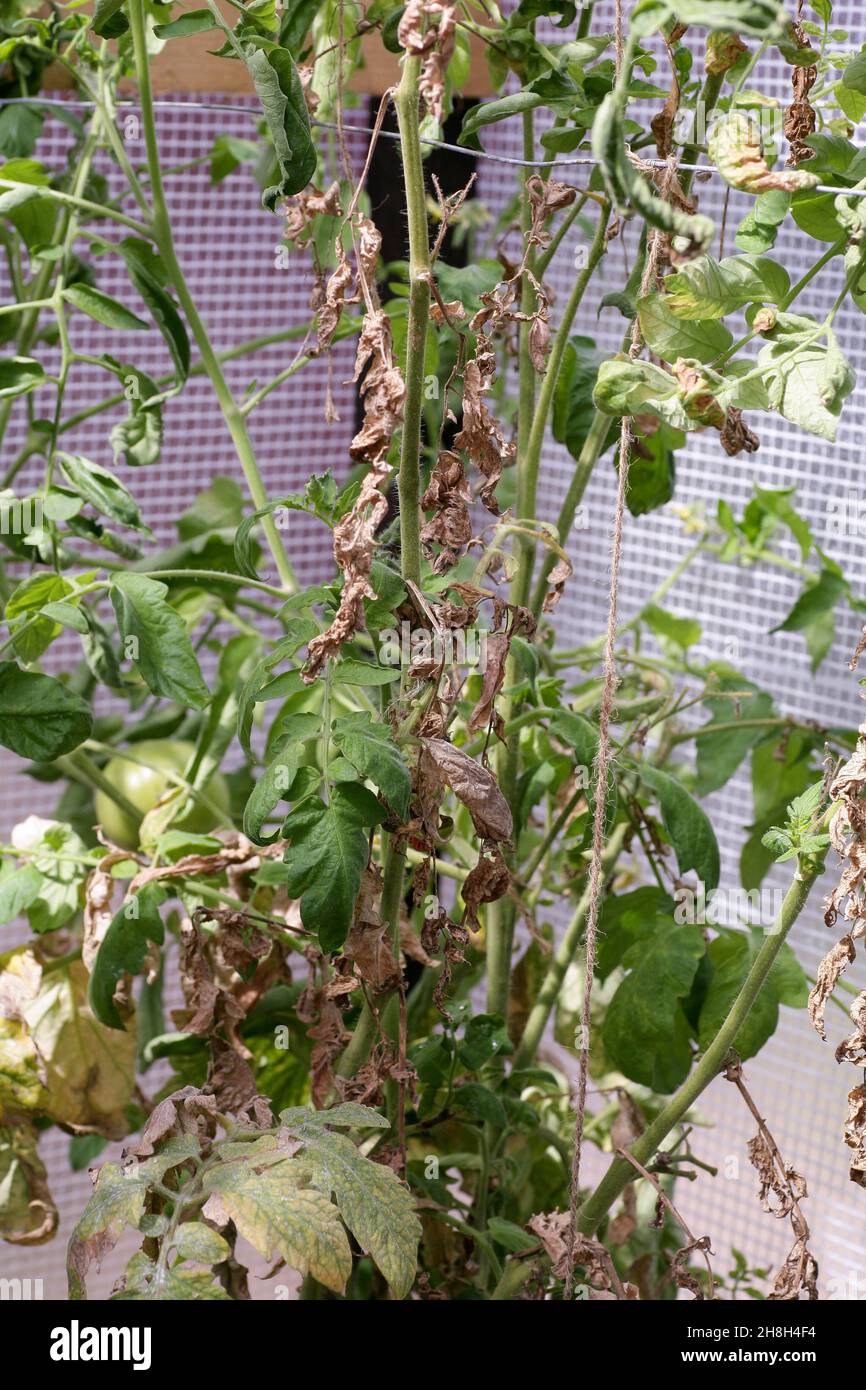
[94,738,232,849]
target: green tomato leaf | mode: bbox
[0,862,44,926]
[641,765,721,890]
[63,283,148,333]
[0,662,93,761]
[4,572,72,663]
[110,573,210,710]
[242,42,317,210]
[281,784,386,950]
[602,923,706,1091]
[697,928,808,1060]
[243,711,320,845]
[662,253,790,320]
[154,9,218,38]
[58,453,151,534]
[173,1220,231,1263]
[331,712,411,821]
[758,327,855,441]
[202,1154,352,1293]
[0,354,45,399]
[694,677,775,796]
[637,292,733,362]
[280,1108,421,1297]
[118,238,191,384]
[88,883,166,1031]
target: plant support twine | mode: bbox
[562,150,677,1300]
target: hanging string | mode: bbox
[562,12,676,1296]
[1,94,865,194]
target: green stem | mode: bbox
[52,320,357,445]
[0,178,150,236]
[56,750,142,827]
[393,53,431,588]
[576,861,821,1236]
[521,200,611,571]
[530,407,613,617]
[512,106,540,612]
[512,822,629,1071]
[128,0,295,593]
[486,108,542,1018]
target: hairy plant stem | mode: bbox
[576,861,822,1238]
[393,53,430,589]
[128,0,295,593]
[338,61,431,1083]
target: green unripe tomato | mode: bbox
[94,738,232,849]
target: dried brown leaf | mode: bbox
[843,1083,866,1188]
[669,1235,713,1300]
[808,934,856,1040]
[462,842,510,932]
[747,1131,807,1218]
[835,988,866,1065]
[304,456,391,682]
[422,739,513,841]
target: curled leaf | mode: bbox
[808,934,856,1040]
[708,112,819,194]
[844,1084,866,1189]
[422,740,513,842]
[0,1121,57,1245]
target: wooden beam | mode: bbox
[40,2,493,96]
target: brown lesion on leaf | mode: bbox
[725,1058,818,1300]
[784,21,818,166]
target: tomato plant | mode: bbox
[93,740,232,848]
[0,0,864,1307]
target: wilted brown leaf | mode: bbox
[669,1235,713,1300]
[304,456,391,682]
[808,934,856,1040]
[844,1084,866,1188]
[835,988,866,1065]
[719,407,760,456]
[421,449,473,574]
[422,739,513,841]
[467,631,509,735]
[285,181,342,247]
[317,249,353,354]
[768,1238,818,1301]
[462,842,510,932]
[397,1,457,125]
[705,31,747,75]
[542,554,574,614]
[747,1130,807,1218]
[453,342,514,514]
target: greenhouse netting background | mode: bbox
[2,0,866,1298]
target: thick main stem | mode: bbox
[576,863,821,1237]
[338,62,431,1080]
[393,53,430,589]
[128,0,295,593]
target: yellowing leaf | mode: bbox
[0,1120,57,1245]
[283,1113,421,1298]
[202,1157,352,1293]
[67,1136,199,1299]
[0,947,135,1136]
[709,112,820,194]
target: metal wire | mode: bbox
[3,93,866,195]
